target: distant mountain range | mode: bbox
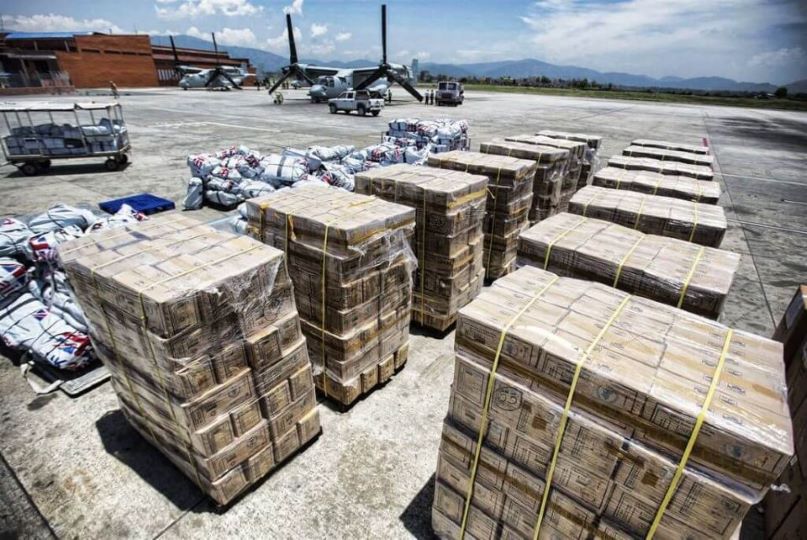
[151,35,804,93]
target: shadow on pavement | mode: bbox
[400,472,437,540]
[95,409,204,512]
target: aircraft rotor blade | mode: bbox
[169,35,181,74]
[354,66,387,91]
[292,65,315,85]
[286,14,298,64]
[381,4,387,65]
[387,69,423,101]
[268,70,293,94]
[211,32,220,67]
[220,70,242,89]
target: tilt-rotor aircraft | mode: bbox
[268,4,423,102]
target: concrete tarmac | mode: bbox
[0,87,804,538]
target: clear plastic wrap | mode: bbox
[624,145,715,168]
[632,138,711,155]
[479,139,571,224]
[431,265,791,540]
[355,164,488,331]
[568,185,727,247]
[517,212,741,319]
[427,151,538,280]
[0,218,34,257]
[608,154,715,181]
[387,118,469,151]
[244,183,417,405]
[58,213,320,505]
[593,166,721,204]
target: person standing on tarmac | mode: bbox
[109,81,119,99]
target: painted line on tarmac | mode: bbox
[727,218,807,236]
[720,172,805,187]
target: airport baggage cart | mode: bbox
[0,102,131,175]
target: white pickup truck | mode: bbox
[328,90,383,116]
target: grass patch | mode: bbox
[463,84,807,111]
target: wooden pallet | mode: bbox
[314,341,409,408]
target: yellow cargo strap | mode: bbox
[677,246,705,309]
[458,275,560,539]
[634,195,647,230]
[419,188,427,324]
[543,217,587,270]
[653,177,662,196]
[696,182,703,203]
[688,203,699,243]
[613,236,643,288]
[532,294,631,539]
[485,166,503,277]
[645,329,733,539]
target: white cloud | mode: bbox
[1,13,124,33]
[520,0,807,82]
[310,23,328,38]
[266,26,301,51]
[184,26,257,46]
[284,0,304,16]
[156,0,261,19]
[415,51,431,60]
[309,42,335,56]
[142,29,179,36]
[335,32,351,42]
[749,47,806,68]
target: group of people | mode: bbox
[422,89,439,105]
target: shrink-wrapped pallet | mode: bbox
[593,167,720,204]
[479,139,571,224]
[517,213,740,319]
[427,151,537,280]
[536,129,603,189]
[245,184,416,405]
[623,145,715,168]
[608,155,714,181]
[432,266,792,540]
[631,138,711,155]
[568,185,727,247]
[59,214,320,505]
[354,164,487,331]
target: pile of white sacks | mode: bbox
[386,118,470,152]
[0,204,146,370]
[183,120,471,211]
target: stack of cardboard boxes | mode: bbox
[504,134,588,218]
[427,151,537,280]
[568,185,727,247]
[517,213,740,319]
[608,155,714,181]
[245,184,416,406]
[623,145,715,168]
[765,285,807,540]
[478,139,571,224]
[537,129,603,190]
[592,167,721,204]
[631,138,711,155]
[59,214,320,505]
[432,266,793,540]
[354,164,487,332]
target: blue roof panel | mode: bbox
[5,32,95,40]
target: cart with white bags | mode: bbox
[0,102,131,175]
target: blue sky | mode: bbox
[2,0,806,83]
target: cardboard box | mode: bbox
[608,155,714,181]
[631,138,710,155]
[623,145,714,168]
[59,214,319,505]
[568,185,727,247]
[593,167,721,205]
[427,151,537,280]
[517,213,740,319]
[432,266,792,539]
[245,183,416,405]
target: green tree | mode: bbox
[775,86,788,98]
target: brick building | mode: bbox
[0,32,254,92]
